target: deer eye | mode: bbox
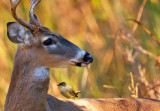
[43,38,56,46]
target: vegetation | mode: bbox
[0,0,160,110]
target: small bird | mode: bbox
[57,82,81,99]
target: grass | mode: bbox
[0,0,160,110]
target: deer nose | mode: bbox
[83,52,93,63]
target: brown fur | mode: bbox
[47,96,160,111]
[5,46,49,111]
[5,0,160,110]
[5,46,160,111]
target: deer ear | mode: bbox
[7,22,28,44]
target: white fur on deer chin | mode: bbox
[33,67,49,81]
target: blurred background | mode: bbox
[0,0,160,110]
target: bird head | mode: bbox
[57,82,67,87]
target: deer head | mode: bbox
[7,0,93,68]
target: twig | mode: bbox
[81,65,90,91]
[149,84,160,91]
[120,32,158,60]
[128,19,160,44]
[132,0,147,34]
[113,21,125,67]
[128,72,138,98]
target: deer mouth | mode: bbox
[70,52,93,67]
[70,61,92,67]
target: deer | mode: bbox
[4,0,160,111]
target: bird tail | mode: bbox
[75,91,82,98]
[75,91,82,94]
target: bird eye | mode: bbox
[43,38,56,46]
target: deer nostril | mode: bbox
[83,52,93,63]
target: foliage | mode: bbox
[0,0,160,110]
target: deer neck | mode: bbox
[5,46,50,111]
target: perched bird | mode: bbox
[57,82,81,99]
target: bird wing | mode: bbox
[60,88,72,99]
[68,87,78,97]
[61,91,72,99]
